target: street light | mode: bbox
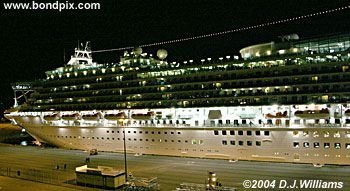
[119,119,128,182]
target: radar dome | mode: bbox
[132,47,143,55]
[157,49,168,60]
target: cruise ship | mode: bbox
[5,34,350,166]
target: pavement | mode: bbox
[0,176,81,191]
[0,143,350,190]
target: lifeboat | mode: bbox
[294,108,329,118]
[345,109,350,116]
[62,113,80,121]
[104,112,127,120]
[265,111,288,118]
[82,113,102,121]
[131,111,155,120]
[44,113,60,121]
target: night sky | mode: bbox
[1,0,349,112]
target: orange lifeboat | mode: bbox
[265,111,288,118]
[82,113,102,120]
[104,112,127,120]
[62,113,80,121]
[294,108,329,118]
[131,111,155,120]
[44,113,60,121]
[345,109,350,117]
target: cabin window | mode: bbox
[264,131,270,136]
[247,141,252,146]
[239,141,244,146]
[314,142,320,148]
[247,131,252,136]
[238,131,243,135]
[230,140,235,145]
[303,142,309,148]
[214,130,219,135]
[346,143,350,149]
[334,143,341,149]
[230,130,235,135]
[222,140,227,145]
[256,131,261,136]
[324,143,330,149]
[256,141,261,146]
[293,142,299,148]
[222,130,227,135]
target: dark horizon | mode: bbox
[1,0,349,111]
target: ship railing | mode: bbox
[54,121,347,129]
[305,123,342,128]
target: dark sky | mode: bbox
[1,0,349,110]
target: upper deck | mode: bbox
[12,34,350,111]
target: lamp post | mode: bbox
[120,119,128,182]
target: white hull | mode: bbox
[6,104,350,166]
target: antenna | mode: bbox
[63,48,66,63]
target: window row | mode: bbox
[214,130,270,136]
[106,130,181,135]
[293,142,349,149]
[222,140,261,146]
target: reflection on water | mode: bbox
[0,123,34,145]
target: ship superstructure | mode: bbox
[5,34,350,166]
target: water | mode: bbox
[0,122,34,145]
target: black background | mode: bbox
[1,0,349,112]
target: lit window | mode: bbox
[324,131,329,138]
[303,131,309,137]
[334,132,341,138]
